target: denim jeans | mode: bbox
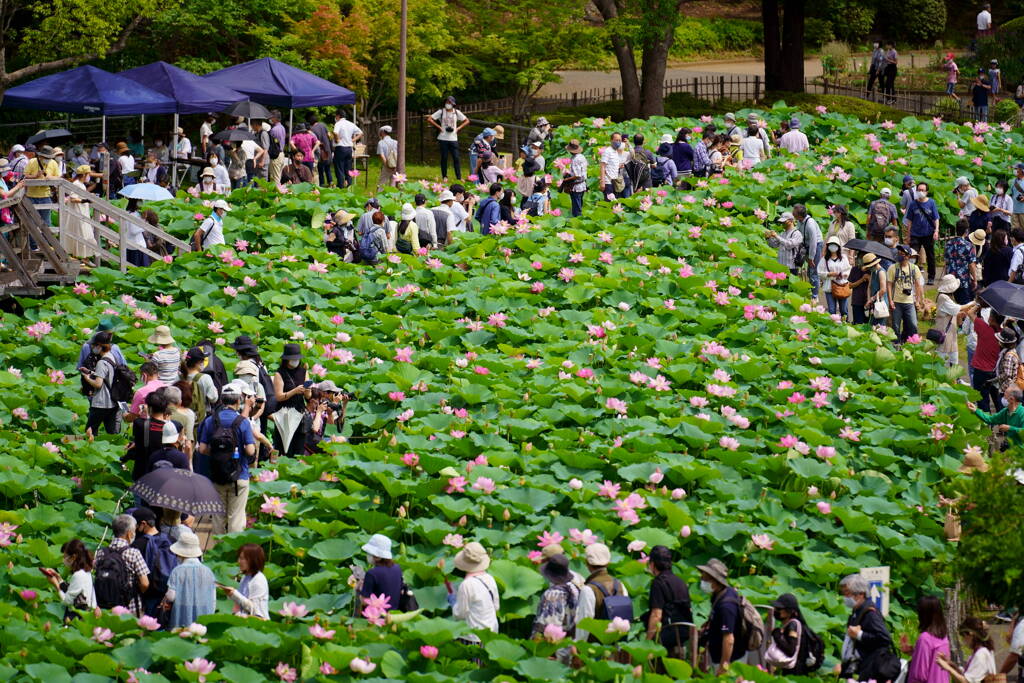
[439,140,461,179]
[891,301,918,342]
[29,195,51,229]
[825,292,849,317]
[569,191,584,217]
[333,146,353,187]
[807,243,823,298]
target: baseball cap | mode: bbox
[880,187,892,196]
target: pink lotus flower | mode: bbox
[397,409,414,422]
[185,658,216,678]
[920,403,937,417]
[598,480,621,499]
[537,530,564,548]
[394,347,414,363]
[839,426,861,442]
[880,120,895,129]
[137,615,160,630]
[816,445,836,459]
[401,452,419,467]
[111,605,131,616]
[349,658,376,674]
[420,645,439,660]
[606,397,628,415]
[680,525,692,537]
[443,533,464,548]
[274,661,297,682]
[751,533,774,550]
[817,501,832,514]
[320,663,338,675]
[309,624,335,639]
[12,407,28,420]
[207,321,223,334]
[362,593,391,626]
[558,267,576,282]
[26,320,52,339]
[779,434,799,448]
[388,391,406,402]
[279,601,308,619]
[473,365,489,375]
[569,528,599,544]
[719,436,740,451]
[260,495,287,518]
[543,623,567,642]
[48,368,65,384]
[92,626,115,646]
[446,476,467,493]
[649,467,664,484]
[606,616,631,634]
[473,477,496,494]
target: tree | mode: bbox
[0,0,166,95]
[763,0,805,93]
[589,0,689,119]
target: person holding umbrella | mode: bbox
[862,253,891,327]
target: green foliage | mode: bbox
[821,42,852,78]
[811,0,876,43]
[670,18,762,59]
[957,452,1024,608]
[878,0,947,44]
[977,31,1024,99]
[993,98,1021,124]
[804,17,835,48]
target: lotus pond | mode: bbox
[0,105,1008,682]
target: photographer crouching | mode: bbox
[303,380,353,454]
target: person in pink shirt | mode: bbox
[904,595,951,683]
[289,124,319,177]
[129,361,167,419]
[945,53,960,101]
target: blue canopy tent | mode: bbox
[0,65,177,140]
[203,58,356,134]
[120,61,247,184]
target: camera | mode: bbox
[902,288,912,296]
[445,126,454,133]
[327,402,344,412]
[255,398,265,405]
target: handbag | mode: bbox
[831,280,852,299]
[872,298,890,319]
[764,619,801,670]
[397,582,419,612]
[612,177,625,193]
[395,237,412,254]
[859,643,902,683]
[926,318,953,345]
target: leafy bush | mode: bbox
[805,17,835,48]
[977,30,1024,96]
[878,0,947,43]
[670,17,762,58]
[813,0,876,42]
[821,41,852,78]
[957,452,1024,609]
[994,98,1021,124]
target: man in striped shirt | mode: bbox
[565,140,588,217]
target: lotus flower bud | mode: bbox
[502,508,510,520]
[397,505,407,518]
[457,515,467,527]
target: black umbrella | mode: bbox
[844,238,897,262]
[211,128,256,143]
[224,100,273,120]
[26,128,72,145]
[979,280,1024,319]
[130,465,226,516]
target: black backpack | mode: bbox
[142,532,178,598]
[94,545,132,609]
[651,158,669,186]
[197,340,229,393]
[256,363,278,415]
[268,133,281,160]
[207,412,245,485]
[625,152,652,189]
[80,348,103,396]
[802,622,826,672]
[101,356,137,404]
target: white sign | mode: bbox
[860,566,890,617]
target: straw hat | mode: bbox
[75,164,92,176]
[454,541,490,572]
[361,533,393,560]
[937,274,960,294]
[170,530,203,558]
[861,253,881,269]
[969,229,987,247]
[147,324,175,345]
[565,139,583,154]
[493,125,505,140]
[201,167,215,178]
[540,543,565,560]
[971,195,991,213]
[333,209,356,224]
[697,558,731,586]
[958,451,989,473]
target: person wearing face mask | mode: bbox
[600,132,626,198]
[848,255,871,325]
[671,127,695,177]
[40,538,98,621]
[143,152,168,186]
[206,154,229,193]
[697,558,748,675]
[904,182,940,285]
[793,204,823,297]
[765,593,812,675]
[475,182,503,235]
[969,385,1024,449]
[93,514,150,615]
[867,188,899,242]
[887,244,925,343]
[990,179,1013,234]
[838,574,893,681]
[820,236,852,318]
[943,219,979,303]
[147,139,168,164]
[766,211,804,275]
[825,204,857,260]
[182,347,220,446]
[428,96,468,181]
[954,176,979,220]
[867,41,885,94]
[643,545,692,668]
[198,167,218,195]
[271,343,312,457]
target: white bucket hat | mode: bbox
[362,533,393,560]
[438,190,455,202]
[170,530,203,559]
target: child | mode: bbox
[524,179,550,217]
[944,53,959,100]
[988,59,1001,101]
[146,325,181,384]
[479,151,503,185]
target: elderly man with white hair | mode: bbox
[838,573,894,680]
[93,514,150,615]
[955,176,979,220]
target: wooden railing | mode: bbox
[23,178,191,273]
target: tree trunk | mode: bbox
[591,0,641,119]
[639,25,675,117]
[779,0,805,92]
[763,0,782,91]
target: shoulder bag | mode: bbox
[764,619,801,670]
[831,280,852,299]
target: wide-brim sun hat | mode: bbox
[972,195,991,213]
[969,229,987,246]
[454,541,490,572]
[697,558,730,586]
[334,209,356,224]
[201,168,215,178]
[493,125,505,140]
[541,554,571,584]
[147,325,175,345]
[230,335,258,354]
[937,274,961,294]
[438,190,455,202]
[862,253,881,268]
[565,140,582,153]
[317,379,341,393]
[37,145,56,159]
[362,533,393,560]
[958,451,990,473]
[170,530,203,558]
[659,133,674,145]
[996,329,1019,345]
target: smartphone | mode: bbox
[303,380,313,388]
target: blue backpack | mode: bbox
[143,532,178,596]
[358,227,383,264]
[651,158,669,186]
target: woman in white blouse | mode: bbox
[818,236,852,319]
[937,617,997,683]
[223,543,269,619]
[41,539,97,619]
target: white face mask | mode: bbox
[444,104,453,110]
[997,188,1005,195]
[366,554,375,566]
[700,580,712,593]
[915,191,927,201]
[884,237,896,246]
[828,245,839,253]
[209,157,218,166]
[843,596,857,608]
[287,359,300,369]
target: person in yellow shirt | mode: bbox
[23,145,60,227]
[886,244,925,343]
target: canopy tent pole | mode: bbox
[288,109,293,138]
[172,113,179,187]
[140,114,145,140]
[102,116,106,143]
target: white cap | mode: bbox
[659,133,674,144]
[212,199,232,211]
[438,190,455,202]
[161,421,180,444]
[379,125,393,133]
[880,187,892,196]
[225,380,255,397]
[955,176,970,187]
[777,211,795,223]
[11,144,24,153]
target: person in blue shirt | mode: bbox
[160,530,215,629]
[197,385,255,535]
[904,182,941,285]
[77,319,126,368]
[475,183,503,235]
[359,534,404,611]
